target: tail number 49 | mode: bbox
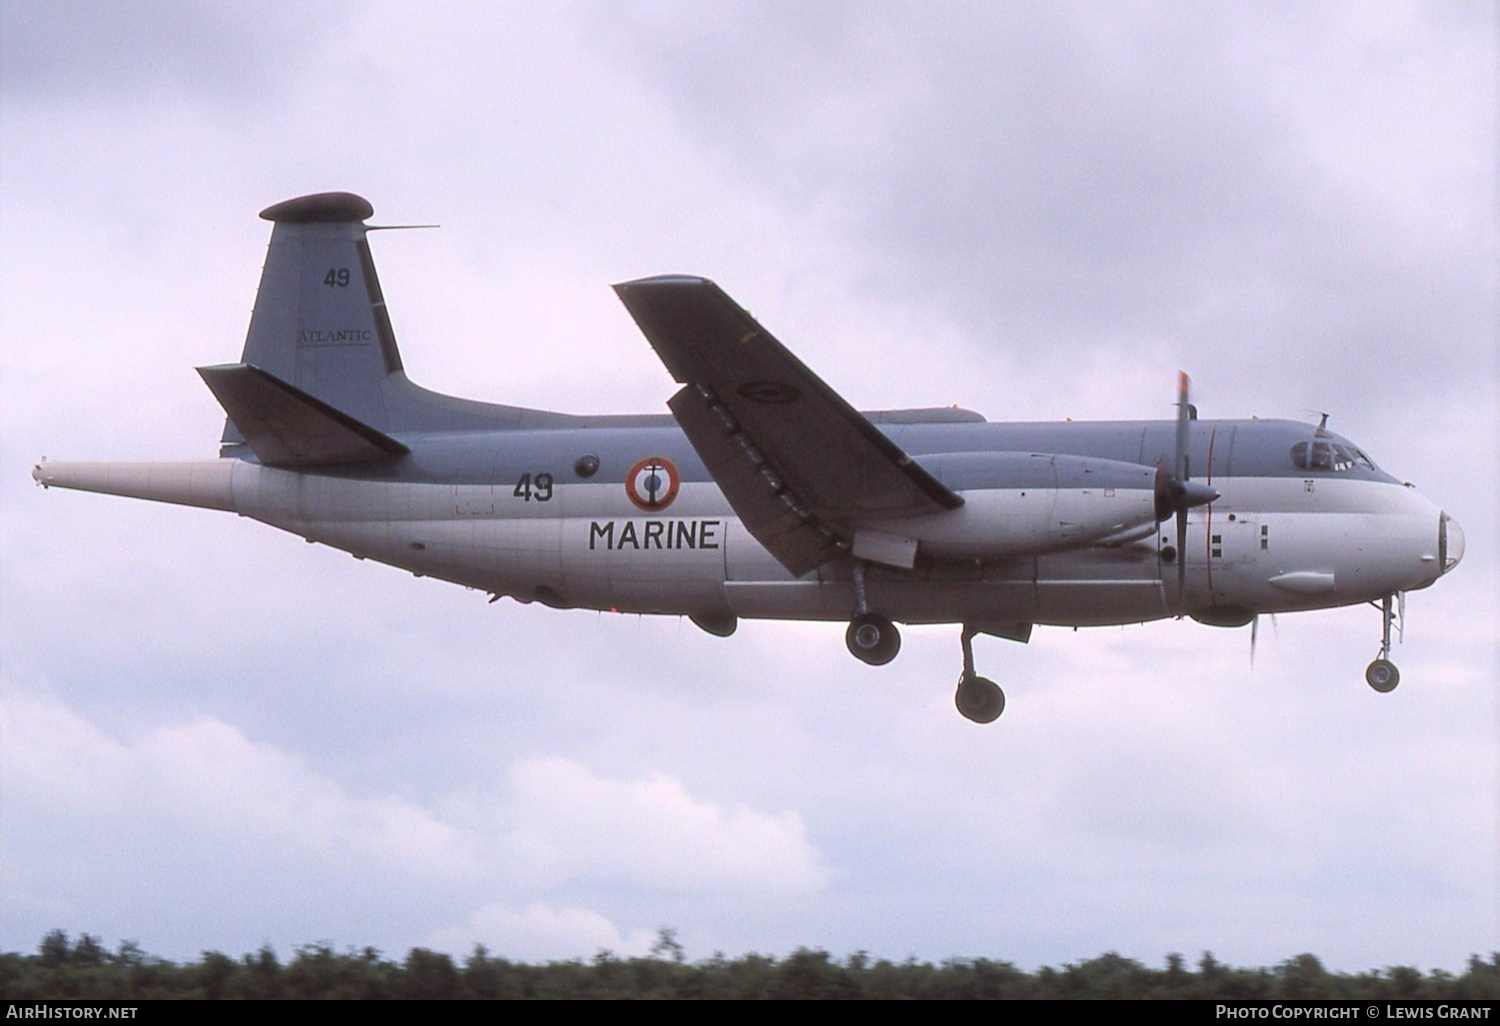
[513,472,554,502]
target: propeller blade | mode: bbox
[1251,614,1259,668]
[1176,505,1187,612]
[1175,371,1191,483]
[1162,372,1217,616]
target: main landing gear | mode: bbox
[955,624,1004,724]
[1365,592,1402,693]
[842,563,1004,723]
[846,613,901,665]
[844,562,901,665]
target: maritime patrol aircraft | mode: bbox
[33,192,1465,723]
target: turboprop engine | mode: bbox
[856,451,1170,565]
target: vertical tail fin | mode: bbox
[209,192,569,450]
[227,192,401,441]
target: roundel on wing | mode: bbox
[625,456,681,512]
[736,380,801,404]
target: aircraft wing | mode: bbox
[614,275,962,576]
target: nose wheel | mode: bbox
[1365,592,1403,693]
[1365,658,1399,693]
[955,624,1006,723]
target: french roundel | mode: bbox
[625,456,680,512]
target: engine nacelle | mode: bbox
[858,452,1160,564]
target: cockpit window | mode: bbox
[1290,441,1374,472]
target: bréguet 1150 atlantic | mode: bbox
[33,193,1465,723]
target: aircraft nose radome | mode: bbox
[1442,513,1465,574]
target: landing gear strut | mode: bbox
[955,624,1005,724]
[845,562,901,665]
[1365,592,1401,693]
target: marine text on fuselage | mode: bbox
[588,519,721,551]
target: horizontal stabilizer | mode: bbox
[198,363,409,467]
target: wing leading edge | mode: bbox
[614,276,962,576]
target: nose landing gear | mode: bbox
[955,624,1005,724]
[1365,592,1403,693]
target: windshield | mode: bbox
[1290,440,1375,473]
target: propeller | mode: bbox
[1154,372,1219,613]
[1250,612,1279,668]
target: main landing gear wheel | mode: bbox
[846,613,901,666]
[954,623,1006,723]
[1365,658,1399,693]
[955,673,1005,724]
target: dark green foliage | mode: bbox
[196,951,236,1001]
[1,931,1496,999]
[398,948,459,999]
[38,930,71,969]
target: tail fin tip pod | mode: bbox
[259,192,374,224]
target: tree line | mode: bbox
[3,930,1497,999]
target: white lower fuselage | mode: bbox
[239,465,1447,630]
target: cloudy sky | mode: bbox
[2,1,1495,970]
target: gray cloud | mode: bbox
[598,2,1495,407]
[1,0,348,105]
